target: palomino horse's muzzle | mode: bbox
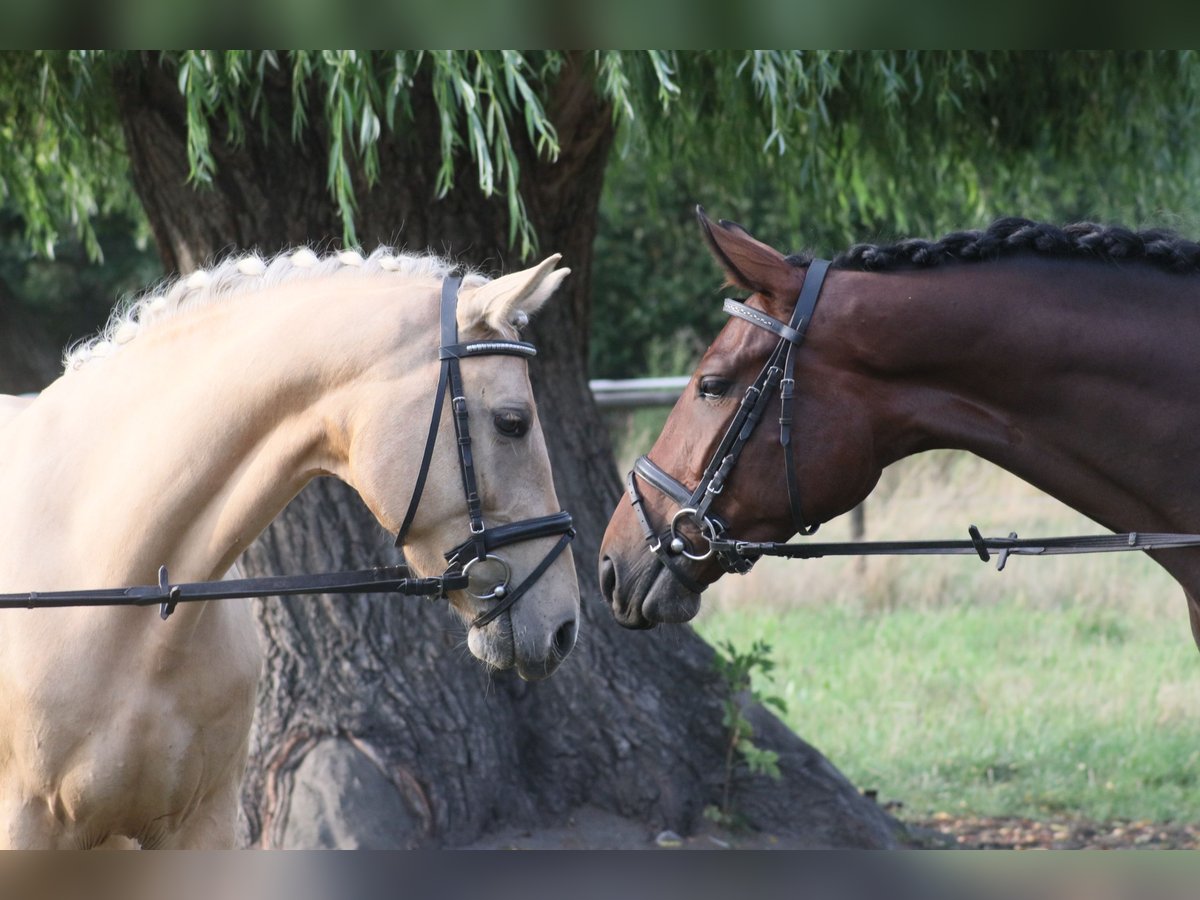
[394,275,575,629]
[622,260,833,591]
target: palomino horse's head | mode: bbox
[344,256,579,678]
[600,211,883,628]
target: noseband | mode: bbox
[394,275,575,628]
[626,259,831,586]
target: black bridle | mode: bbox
[626,259,1200,589]
[0,275,574,628]
[626,260,831,588]
[393,274,575,628]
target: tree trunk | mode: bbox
[111,54,899,848]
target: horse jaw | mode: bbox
[641,572,702,626]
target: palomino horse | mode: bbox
[601,210,1200,641]
[0,248,579,848]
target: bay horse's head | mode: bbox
[345,256,579,677]
[600,210,883,628]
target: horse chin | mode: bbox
[467,617,516,672]
[640,571,702,625]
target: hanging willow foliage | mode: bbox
[2,51,1199,260]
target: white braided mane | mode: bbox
[63,246,484,372]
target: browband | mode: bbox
[722,300,804,344]
[440,341,537,360]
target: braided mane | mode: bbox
[63,246,483,372]
[825,217,1200,274]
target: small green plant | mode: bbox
[705,638,787,829]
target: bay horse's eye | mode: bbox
[494,410,530,438]
[698,376,731,400]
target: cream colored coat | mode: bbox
[0,251,578,848]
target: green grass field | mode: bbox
[689,450,1200,824]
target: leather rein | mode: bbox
[0,275,574,627]
[627,259,1200,587]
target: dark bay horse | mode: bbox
[600,210,1200,644]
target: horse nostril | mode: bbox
[552,618,577,659]
[599,556,617,603]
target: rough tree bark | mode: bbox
[111,54,900,848]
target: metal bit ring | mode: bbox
[669,508,717,562]
[462,554,512,600]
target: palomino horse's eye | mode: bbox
[698,376,731,400]
[494,410,530,438]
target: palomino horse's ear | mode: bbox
[696,205,794,299]
[458,254,571,333]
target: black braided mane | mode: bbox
[819,217,1200,274]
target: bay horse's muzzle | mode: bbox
[598,549,702,630]
[599,477,709,630]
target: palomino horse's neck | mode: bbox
[823,257,1200,536]
[0,276,433,600]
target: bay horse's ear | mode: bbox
[696,206,794,299]
[458,254,571,333]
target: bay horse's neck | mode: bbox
[0,277,430,595]
[823,257,1200,536]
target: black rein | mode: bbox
[0,564,465,620]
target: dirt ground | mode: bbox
[459,806,782,850]
[459,805,1200,850]
[903,813,1200,850]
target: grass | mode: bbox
[686,449,1200,824]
